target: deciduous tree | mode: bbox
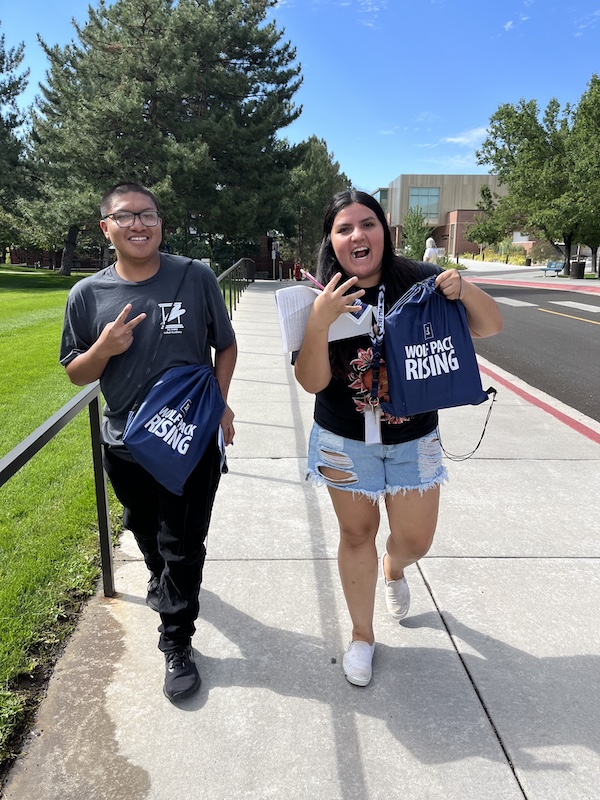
[571,74,600,273]
[465,186,525,252]
[476,98,579,271]
[401,206,433,260]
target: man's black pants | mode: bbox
[103,442,222,652]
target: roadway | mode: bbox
[463,268,600,423]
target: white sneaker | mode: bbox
[381,553,410,620]
[343,640,375,686]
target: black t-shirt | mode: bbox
[313,271,441,444]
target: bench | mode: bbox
[541,261,565,276]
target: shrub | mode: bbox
[529,241,563,264]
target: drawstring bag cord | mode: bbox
[437,387,497,461]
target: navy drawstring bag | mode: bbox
[380,276,493,417]
[122,364,225,495]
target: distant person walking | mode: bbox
[423,237,438,264]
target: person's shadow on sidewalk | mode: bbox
[188,591,597,773]
[408,611,600,771]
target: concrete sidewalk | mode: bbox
[3,277,600,800]
[459,257,600,294]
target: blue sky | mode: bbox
[3,0,600,191]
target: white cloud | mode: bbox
[574,8,600,37]
[498,5,532,35]
[421,152,482,171]
[415,111,440,124]
[356,0,389,27]
[277,0,388,25]
[442,126,487,147]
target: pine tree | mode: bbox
[0,24,29,253]
[284,136,351,268]
[27,0,302,272]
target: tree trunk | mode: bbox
[207,232,215,268]
[562,234,573,276]
[59,226,79,276]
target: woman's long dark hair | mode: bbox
[317,190,422,379]
[317,189,421,309]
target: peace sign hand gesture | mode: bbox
[97,304,147,357]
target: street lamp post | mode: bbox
[271,239,279,280]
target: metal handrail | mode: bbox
[0,382,114,596]
[217,257,254,316]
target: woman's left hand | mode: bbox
[435,268,462,301]
[435,268,503,337]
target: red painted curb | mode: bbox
[479,364,600,446]
[467,276,600,295]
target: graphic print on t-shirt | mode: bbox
[348,345,408,425]
[158,301,187,334]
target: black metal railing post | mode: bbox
[88,392,114,597]
[0,383,115,597]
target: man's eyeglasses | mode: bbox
[103,211,161,228]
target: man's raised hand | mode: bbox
[98,304,147,356]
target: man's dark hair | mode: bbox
[100,182,160,218]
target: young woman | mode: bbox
[294,190,502,687]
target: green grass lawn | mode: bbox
[0,270,119,771]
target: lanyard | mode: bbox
[369,284,385,408]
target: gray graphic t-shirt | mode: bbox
[60,253,235,448]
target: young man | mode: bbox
[60,183,237,702]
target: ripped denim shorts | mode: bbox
[306,422,448,502]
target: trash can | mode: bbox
[571,261,585,279]
[246,261,255,282]
[525,257,532,267]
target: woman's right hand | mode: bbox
[294,273,364,394]
[311,273,366,328]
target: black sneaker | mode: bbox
[163,645,201,701]
[146,576,161,612]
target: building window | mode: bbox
[409,187,440,219]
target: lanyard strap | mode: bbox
[369,284,385,407]
[130,259,192,413]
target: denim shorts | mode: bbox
[306,423,448,502]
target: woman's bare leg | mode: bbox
[327,487,380,644]
[383,486,440,582]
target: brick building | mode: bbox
[372,173,529,258]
